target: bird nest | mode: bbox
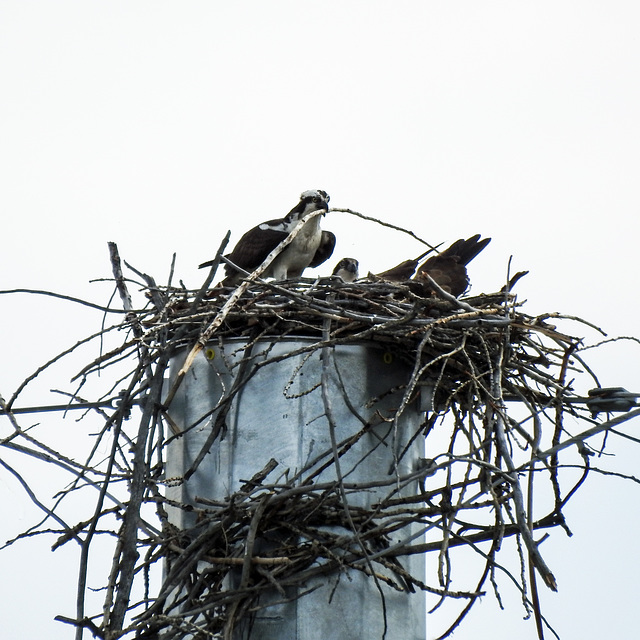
[122,256,607,639]
[2,241,637,640]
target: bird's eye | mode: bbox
[313,196,321,203]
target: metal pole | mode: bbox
[166,338,426,639]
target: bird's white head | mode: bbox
[283,189,330,224]
[332,257,359,282]
[300,189,330,204]
[297,189,330,214]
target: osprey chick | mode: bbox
[376,235,490,297]
[332,257,359,282]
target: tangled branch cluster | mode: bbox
[1,239,638,640]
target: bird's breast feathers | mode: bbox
[269,215,323,278]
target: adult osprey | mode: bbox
[377,235,491,297]
[332,257,359,282]
[200,190,335,285]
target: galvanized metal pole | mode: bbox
[166,338,426,639]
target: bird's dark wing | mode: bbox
[437,234,491,266]
[198,220,288,273]
[308,230,336,268]
[413,256,469,296]
[376,258,420,282]
[375,248,437,282]
[223,225,289,276]
[413,235,491,297]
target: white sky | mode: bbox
[1,2,640,638]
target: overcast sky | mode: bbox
[2,2,640,639]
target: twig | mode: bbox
[330,207,436,249]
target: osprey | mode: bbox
[200,190,335,286]
[413,234,490,296]
[375,248,433,283]
[332,257,359,282]
[377,235,491,297]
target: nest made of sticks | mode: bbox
[150,272,574,415]
[3,241,637,640]
[128,266,602,640]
